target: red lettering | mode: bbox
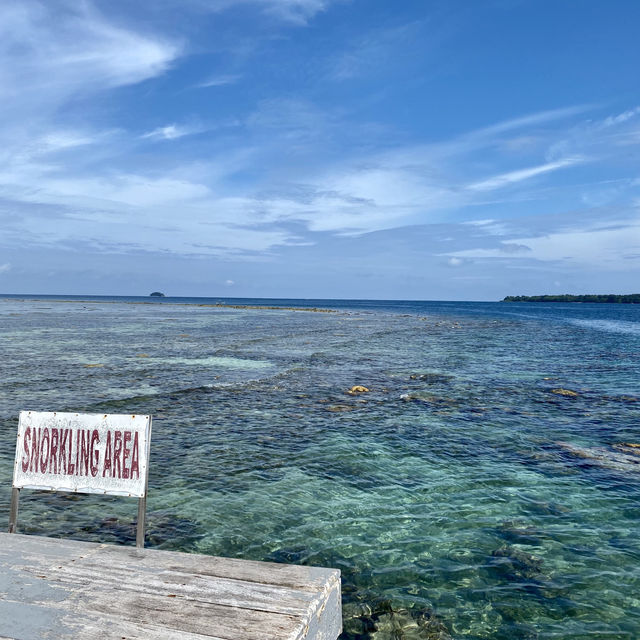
[59,429,69,474]
[49,428,59,474]
[29,428,41,473]
[39,428,50,473]
[79,430,90,476]
[90,430,100,477]
[74,430,79,475]
[103,431,112,477]
[21,427,31,472]
[113,431,123,479]
[122,431,131,479]
[130,432,140,479]
[67,428,75,475]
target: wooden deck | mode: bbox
[0,533,341,640]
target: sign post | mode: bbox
[9,411,152,547]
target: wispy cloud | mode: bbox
[602,106,640,128]
[0,1,180,112]
[447,216,640,269]
[248,0,333,24]
[183,0,335,25]
[467,157,584,192]
[329,21,424,81]
[545,106,640,161]
[2,100,638,258]
[38,132,95,151]
[195,74,242,88]
[141,124,199,141]
[0,0,637,273]
[471,105,595,138]
[0,263,11,274]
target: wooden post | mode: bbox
[8,487,20,533]
[136,496,146,548]
[136,415,151,548]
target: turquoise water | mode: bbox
[1,296,639,639]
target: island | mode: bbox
[149,291,165,297]
[502,294,640,303]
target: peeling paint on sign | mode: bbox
[13,412,152,497]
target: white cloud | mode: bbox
[0,4,636,271]
[196,74,241,88]
[602,106,640,128]
[471,105,594,138]
[0,2,180,112]
[0,263,11,274]
[509,224,640,266]
[185,0,333,24]
[141,125,197,141]
[467,158,583,192]
[247,0,332,24]
[24,174,213,209]
[545,106,640,162]
[447,218,640,269]
[39,132,95,151]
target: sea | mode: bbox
[0,295,639,639]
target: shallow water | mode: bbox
[1,297,639,639]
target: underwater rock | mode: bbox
[613,443,640,457]
[550,388,579,397]
[343,599,452,640]
[326,404,357,412]
[265,547,310,565]
[603,394,639,404]
[136,353,150,358]
[347,385,370,395]
[496,521,546,546]
[558,441,640,472]
[490,546,544,580]
[400,392,458,408]
[522,500,570,516]
[374,608,451,640]
[409,373,453,384]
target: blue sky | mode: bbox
[1,0,639,300]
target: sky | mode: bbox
[1,0,639,301]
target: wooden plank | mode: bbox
[0,533,342,640]
[3,534,332,591]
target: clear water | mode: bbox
[1,296,639,640]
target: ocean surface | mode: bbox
[1,295,639,639]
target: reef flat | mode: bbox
[0,296,639,639]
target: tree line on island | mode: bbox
[502,294,640,303]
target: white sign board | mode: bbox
[13,411,152,498]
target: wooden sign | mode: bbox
[13,411,152,497]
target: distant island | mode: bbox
[503,294,640,303]
[149,291,165,297]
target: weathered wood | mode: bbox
[0,533,342,640]
[7,489,19,534]
[136,496,146,548]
